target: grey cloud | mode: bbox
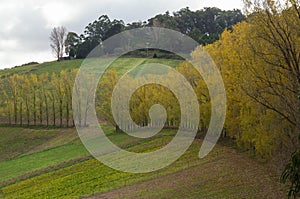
[9,8,50,51]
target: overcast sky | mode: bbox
[0,0,243,69]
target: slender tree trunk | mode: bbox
[26,98,30,126]
[8,110,11,126]
[19,101,22,126]
[59,99,63,127]
[14,100,17,125]
[45,95,49,126]
[33,92,36,126]
[52,100,56,127]
[7,101,11,126]
[39,101,43,125]
[66,103,69,128]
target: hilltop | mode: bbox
[0,57,186,77]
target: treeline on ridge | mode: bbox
[64,7,244,59]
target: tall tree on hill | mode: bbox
[6,75,19,125]
[65,32,80,58]
[17,75,24,126]
[77,15,125,58]
[3,94,12,125]
[39,73,50,126]
[50,26,67,61]
[23,77,31,126]
[97,70,118,131]
[173,7,196,34]
[61,70,73,127]
[29,74,38,126]
[1,78,13,125]
[49,89,56,127]
[52,73,65,127]
[80,15,112,56]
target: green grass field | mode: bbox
[0,126,285,198]
[0,126,173,185]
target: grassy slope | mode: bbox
[0,64,39,77]
[0,58,184,77]
[94,151,284,199]
[94,148,285,199]
[0,140,88,182]
[0,126,173,184]
[0,126,285,198]
[0,127,83,182]
[1,135,285,199]
[0,127,83,162]
[0,60,83,76]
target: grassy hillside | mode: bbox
[0,126,173,185]
[0,60,83,77]
[0,58,184,77]
[0,126,286,198]
[95,151,284,199]
[0,127,74,161]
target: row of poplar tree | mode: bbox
[0,71,77,127]
[0,63,212,132]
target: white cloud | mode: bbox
[0,49,52,69]
[40,1,81,27]
[0,40,18,50]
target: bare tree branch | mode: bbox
[50,26,67,61]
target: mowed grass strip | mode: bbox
[0,156,91,189]
[0,127,77,162]
[0,140,89,182]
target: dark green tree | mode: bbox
[65,32,80,58]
